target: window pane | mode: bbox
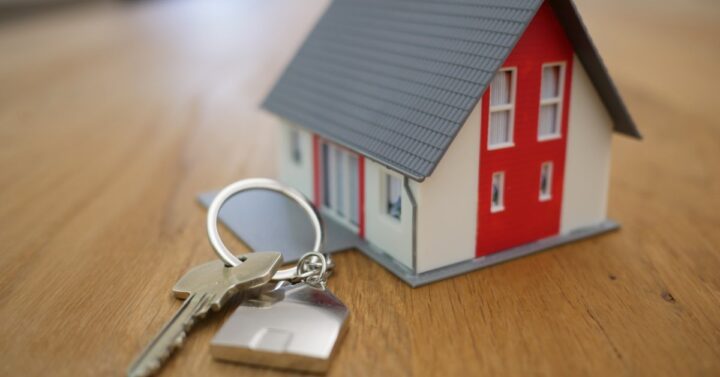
[491,173,504,211]
[489,110,510,145]
[490,71,512,106]
[290,129,301,164]
[540,163,553,200]
[541,65,561,99]
[539,104,559,136]
[322,143,330,207]
[492,181,500,206]
[334,147,344,215]
[386,175,401,220]
[348,155,359,225]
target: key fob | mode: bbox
[210,282,349,373]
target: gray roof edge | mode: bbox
[550,0,642,139]
[262,109,429,181]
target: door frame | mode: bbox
[313,136,365,237]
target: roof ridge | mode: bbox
[263,0,639,180]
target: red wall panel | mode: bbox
[476,2,575,256]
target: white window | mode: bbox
[488,69,516,149]
[538,64,565,139]
[490,172,505,212]
[539,162,553,201]
[348,155,359,223]
[321,141,360,226]
[290,129,302,164]
[385,174,402,220]
[333,147,344,216]
[321,143,331,208]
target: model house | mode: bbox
[263,0,640,285]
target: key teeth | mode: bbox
[129,324,193,377]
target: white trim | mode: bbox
[488,68,517,150]
[539,161,553,201]
[490,171,505,213]
[538,62,566,141]
[487,141,515,150]
[319,140,360,232]
[381,171,403,222]
[364,160,414,269]
[289,128,302,164]
[277,122,313,198]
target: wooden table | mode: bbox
[1,0,719,375]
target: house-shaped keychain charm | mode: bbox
[211,283,349,373]
[201,0,640,286]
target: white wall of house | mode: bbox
[364,161,416,270]
[561,55,613,233]
[277,122,314,199]
[414,107,481,273]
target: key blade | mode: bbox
[127,293,212,377]
[128,252,283,377]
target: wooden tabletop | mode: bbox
[1,0,719,376]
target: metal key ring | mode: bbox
[207,178,324,267]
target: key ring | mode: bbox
[207,178,324,273]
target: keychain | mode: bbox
[206,179,348,373]
[210,253,348,373]
[127,178,348,377]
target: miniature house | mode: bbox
[263,0,640,285]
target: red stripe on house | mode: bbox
[358,155,366,239]
[476,2,574,256]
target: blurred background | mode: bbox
[1,0,719,376]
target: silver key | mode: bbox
[127,252,283,377]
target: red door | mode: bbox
[476,3,574,256]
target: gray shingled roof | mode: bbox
[263,0,640,181]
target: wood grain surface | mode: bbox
[1,0,719,376]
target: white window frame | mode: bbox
[289,128,302,164]
[490,172,505,213]
[383,172,402,221]
[488,68,517,150]
[539,162,553,201]
[537,62,566,141]
[320,141,360,229]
